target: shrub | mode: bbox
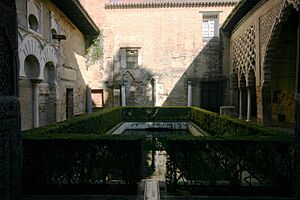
[22,135,143,194]
[165,135,294,196]
[22,107,123,137]
[190,107,291,136]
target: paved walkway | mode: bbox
[144,180,160,200]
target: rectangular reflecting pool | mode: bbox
[108,122,207,136]
[122,128,191,138]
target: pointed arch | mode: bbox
[260,0,299,125]
[262,0,298,87]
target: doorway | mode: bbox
[66,88,74,118]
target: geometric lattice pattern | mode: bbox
[232,24,256,74]
[259,4,281,63]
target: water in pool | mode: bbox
[122,128,192,138]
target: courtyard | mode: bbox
[1,0,300,200]
[21,107,294,199]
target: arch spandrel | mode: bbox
[231,24,256,83]
[262,0,299,87]
[41,44,58,81]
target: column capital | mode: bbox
[31,79,43,84]
[151,76,158,83]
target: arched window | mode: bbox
[27,0,42,33]
[24,55,40,80]
[44,62,55,84]
[51,28,57,36]
[28,14,39,32]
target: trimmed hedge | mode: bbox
[21,106,295,196]
[22,136,143,194]
[190,107,292,137]
[22,107,123,137]
[22,106,292,138]
[165,135,294,196]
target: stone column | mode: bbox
[231,74,239,107]
[86,85,92,113]
[246,87,251,122]
[32,80,42,128]
[153,77,158,106]
[239,88,243,119]
[262,85,272,126]
[188,80,192,106]
[121,83,126,107]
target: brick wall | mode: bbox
[17,0,89,129]
[80,0,235,108]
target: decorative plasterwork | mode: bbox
[232,24,256,84]
[19,34,42,78]
[42,44,58,66]
[262,0,298,86]
[259,4,282,61]
[41,44,58,80]
[27,0,42,34]
[18,33,58,80]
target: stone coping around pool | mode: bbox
[107,121,207,136]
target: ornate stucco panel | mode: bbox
[232,24,256,87]
[259,3,283,86]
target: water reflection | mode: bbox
[122,128,190,138]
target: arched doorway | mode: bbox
[21,55,40,129]
[270,10,298,127]
[39,62,56,126]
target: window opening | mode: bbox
[202,13,219,42]
[29,14,39,32]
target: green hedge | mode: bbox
[191,107,291,137]
[21,106,294,196]
[165,135,294,196]
[123,107,191,122]
[22,107,123,137]
[22,136,143,194]
[22,106,292,137]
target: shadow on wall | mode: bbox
[162,37,226,112]
[97,37,226,112]
[100,48,155,107]
[19,34,90,130]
